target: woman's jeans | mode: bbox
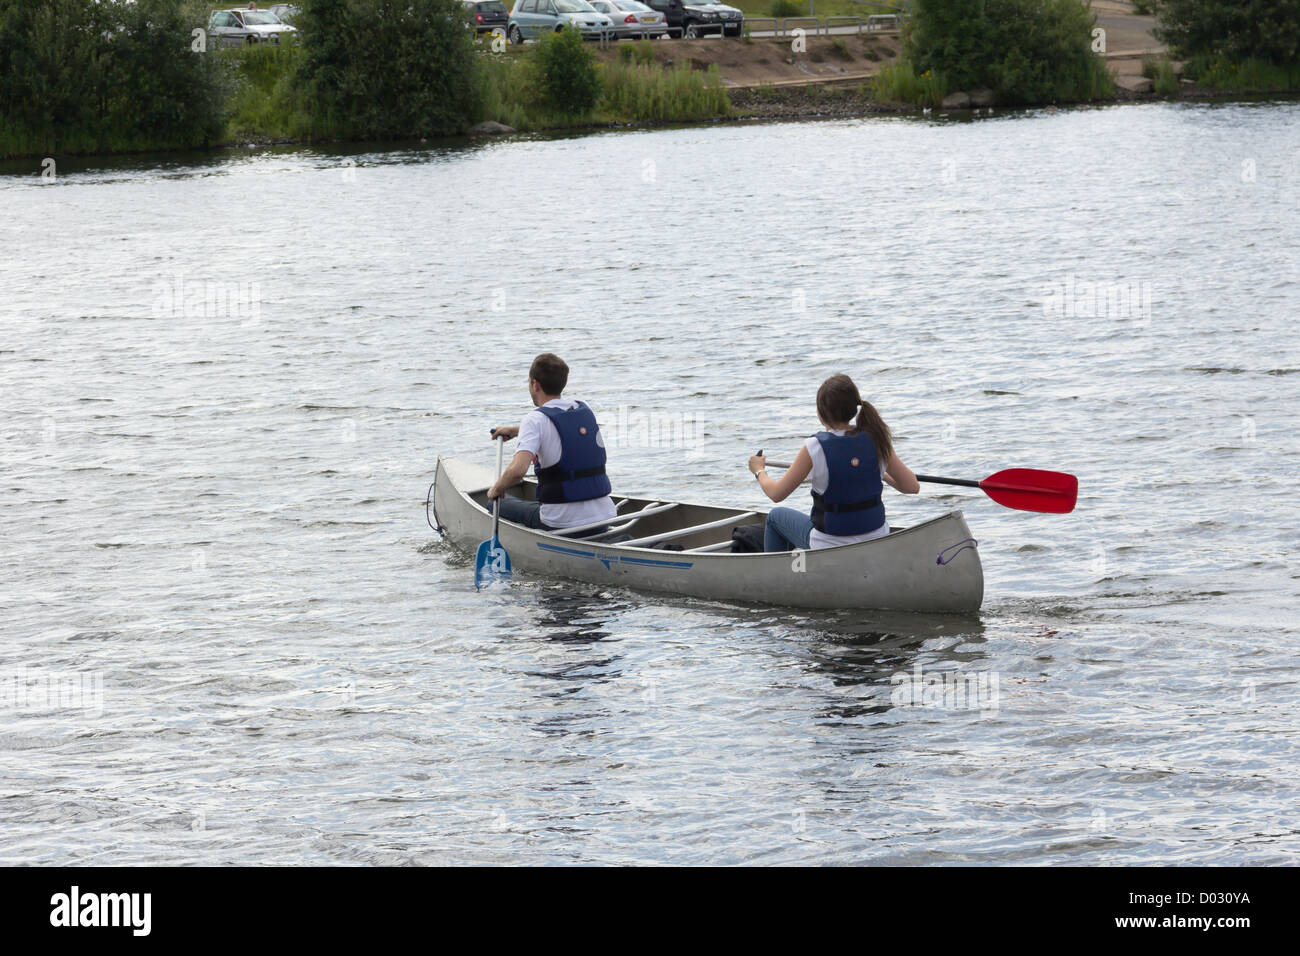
[764,506,812,552]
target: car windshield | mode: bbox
[555,0,596,11]
[480,1,506,9]
[618,0,651,9]
[241,12,282,25]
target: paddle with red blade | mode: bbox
[912,468,1077,514]
[764,460,1077,514]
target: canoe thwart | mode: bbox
[620,511,757,549]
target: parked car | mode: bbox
[267,3,299,23]
[637,0,684,35]
[682,0,742,38]
[463,0,509,34]
[206,8,297,46]
[589,0,668,39]
[507,0,614,43]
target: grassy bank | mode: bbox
[220,38,730,141]
[1183,57,1300,93]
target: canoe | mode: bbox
[431,455,984,613]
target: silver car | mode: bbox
[589,0,668,39]
[507,0,614,44]
[206,8,298,47]
[268,4,300,23]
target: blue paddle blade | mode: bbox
[474,536,512,590]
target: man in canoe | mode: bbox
[748,374,920,551]
[487,353,617,532]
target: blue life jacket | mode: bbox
[533,402,612,505]
[810,430,885,536]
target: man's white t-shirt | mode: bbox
[517,398,617,529]
[803,429,890,550]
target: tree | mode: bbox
[531,26,601,117]
[906,0,1111,104]
[0,0,224,155]
[294,0,479,139]
[1154,0,1300,65]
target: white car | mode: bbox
[589,0,668,39]
[206,8,298,47]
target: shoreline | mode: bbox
[4,85,1298,169]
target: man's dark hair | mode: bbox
[529,353,569,396]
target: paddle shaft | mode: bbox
[769,461,983,489]
[492,435,504,541]
[914,474,980,488]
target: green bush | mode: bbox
[531,26,602,117]
[770,0,804,17]
[0,0,225,157]
[619,39,658,66]
[219,42,307,140]
[870,60,947,107]
[1142,54,1180,93]
[600,62,729,121]
[1155,0,1300,67]
[294,0,478,139]
[906,0,1113,105]
[1153,57,1180,94]
[1184,55,1300,91]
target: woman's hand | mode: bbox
[748,453,767,476]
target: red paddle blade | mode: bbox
[979,468,1078,513]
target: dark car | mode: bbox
[682,0,742,37]
[463,0,509,34]
[638,0,684,34]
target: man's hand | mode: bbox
[490,426,519,440]
[487,482,504,500]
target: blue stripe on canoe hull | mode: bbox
[536,542,693,570]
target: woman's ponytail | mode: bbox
[817,373,895,463]
[854,397,894,465]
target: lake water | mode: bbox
[2,100,1298,864]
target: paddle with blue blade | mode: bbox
[765,459,1077,514]
[474,435,513,589]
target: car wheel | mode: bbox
[508,24,522,44]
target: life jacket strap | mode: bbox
[536,464,607,483]
[811,491,880,513]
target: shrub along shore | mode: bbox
[1,0,1296,161]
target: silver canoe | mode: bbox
[432,455,984,613]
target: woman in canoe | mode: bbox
[749,374,920,552]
